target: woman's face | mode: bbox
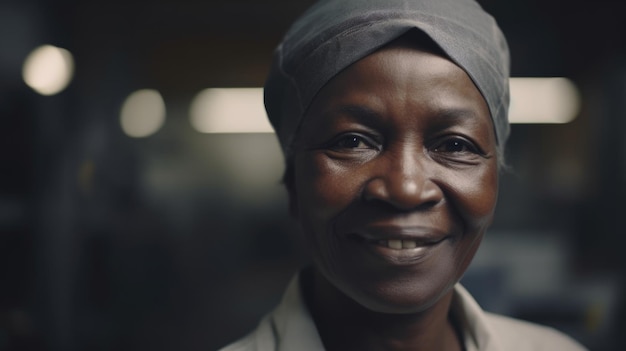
[291,43,499,314]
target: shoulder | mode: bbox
[219,273,325,351]
[452,284,587,351]
[484,312,588,351]
[218,334,255,351]
[217,316,276,351]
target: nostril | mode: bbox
[363,175,443,211]
[363,177,389,202]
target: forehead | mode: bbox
[300,44,494,137]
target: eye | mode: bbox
[432,137,481,155]
[330,134,377,150]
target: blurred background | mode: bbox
[1,0,625,350]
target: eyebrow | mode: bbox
[437,107,496,151]
[429,108,486,127]
[324,104,386,127]
[325,103,487,128]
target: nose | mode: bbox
[363,149,443,211]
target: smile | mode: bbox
[346,231,448,265]
[376,239,425,250]
[348,224,449,248]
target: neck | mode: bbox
[301,268,463,351]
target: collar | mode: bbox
[270,274,498,351]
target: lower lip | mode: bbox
[349,237,446,265]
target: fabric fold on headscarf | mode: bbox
[265,0,510,158]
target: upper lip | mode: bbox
[352,224,449,244]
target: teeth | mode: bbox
[375,239,422,250]
[388,239,402,249]
[402,240,417,249]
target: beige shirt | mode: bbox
[220,275,587,351]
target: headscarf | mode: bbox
[264,0,510,159]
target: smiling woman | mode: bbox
[219,0,588,350]
[292,38,498,320]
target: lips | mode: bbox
[381,239,416,249]
[353,224,448,245]
[343,224,450,264]
[376,239,423,249]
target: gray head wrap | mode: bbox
[264,0,510,159]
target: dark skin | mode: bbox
[288,39,499,351]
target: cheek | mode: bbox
[451,164,499,229]
[453,229,484,282]
[451,166,496,279]
[294,154,360,230]
[293,154,364,277]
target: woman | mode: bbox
[221,0,587,350]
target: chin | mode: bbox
[318,262,459,315]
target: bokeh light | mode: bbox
[190,88,274,133]
[120,89,166,138]
[22,44,75,96]
[187,81,580,134]
[509,77,581,124]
